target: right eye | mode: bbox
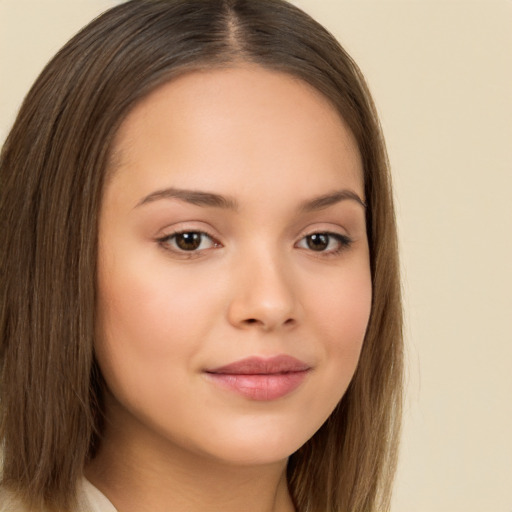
[158,231,220,253]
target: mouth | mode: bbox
[204,355,311,401]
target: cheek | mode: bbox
[308,265,372,396]
[95,265,185,391]
[314,260,372,340]
[94,253,231,411]
[96,256,217,352]
[94,269,204,428]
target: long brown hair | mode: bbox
[0,1,403,510]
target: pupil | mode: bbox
[176,232,201,251]
[307,234,329,251]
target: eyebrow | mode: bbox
[299,189,367,212]
[135,187,366,211]
[135,187,239,210]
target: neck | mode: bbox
[85,399,295,512]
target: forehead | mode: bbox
[108,65,364,203]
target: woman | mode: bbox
[0,1,403,511]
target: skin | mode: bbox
[87,65,372,512]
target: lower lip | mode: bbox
[205,371,310,401]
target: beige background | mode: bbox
[1,1,511,511]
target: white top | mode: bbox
[0,478,117,512]
[78,479,118,512]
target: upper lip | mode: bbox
[205,355,311,375]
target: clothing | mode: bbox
[0,478,117,512]
[77,480,118,512]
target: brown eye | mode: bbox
[160,231,218,253]
[296,232,352,254]
[306,233,329,251]
[175,232,203,251]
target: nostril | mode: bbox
[242,317,296,329]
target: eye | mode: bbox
[159,231,220,253]
[296,232,352,254]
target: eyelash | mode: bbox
[157,230,353,257]
[157,230,220,258]
[296,232,352,256]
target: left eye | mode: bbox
[160,231,218,252]
[296,232,351,253]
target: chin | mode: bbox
[200,441,297,467]
[184,418,318,467]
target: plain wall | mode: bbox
[1,1,511,511]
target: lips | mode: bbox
[204,355,311,401]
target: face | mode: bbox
[96,66,371,466]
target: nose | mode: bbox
[226,250,300,332]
